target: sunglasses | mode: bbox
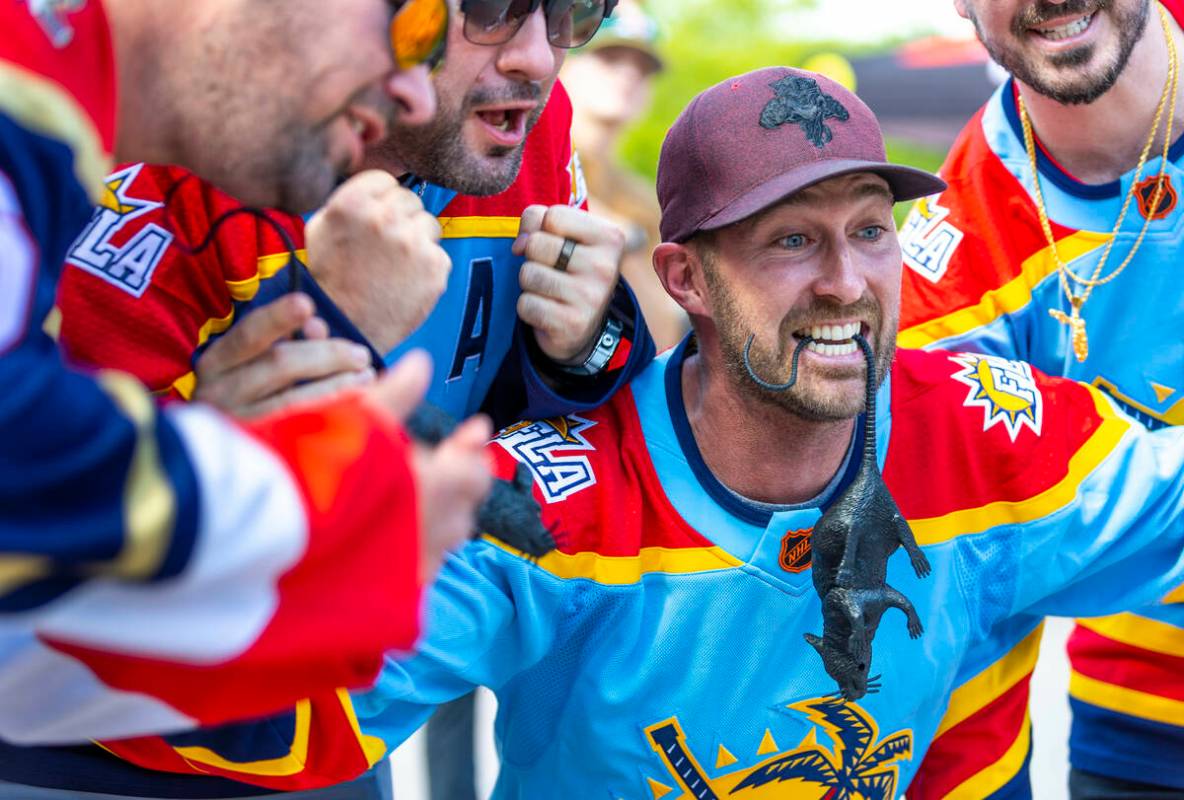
[459,0,618,49]
[390,0,450,70]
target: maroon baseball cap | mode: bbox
[657,67,947,242]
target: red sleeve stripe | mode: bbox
[909,635,1039,798]
[1075,613,1184,659]
[1069,626,1184,714]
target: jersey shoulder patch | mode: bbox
[487,387,720,568]
[884,349,1126,537]
[65,163,173,297]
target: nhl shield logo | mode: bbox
[1135,175,1177,221]
[779,528,812,573]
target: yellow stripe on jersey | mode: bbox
[438,216,521,239]
[0,557,52,597]
[171,251,302,399]
[94,371,176,580]
[483,536,743,585]
[0,60,111,201]
[1077,613,1184,659]
[898,230,1110,349]
[934,623,1043,739]
[943,713,1032,800]
[226,250,304,302]
[910,386,1130,546]
[336,689,388,768]
[1070,670,1184,727]
[174,700,312,777]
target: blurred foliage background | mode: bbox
[615,0,950,220]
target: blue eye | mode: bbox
[857,226,884,241]
[781,234,808,249]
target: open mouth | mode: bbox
[473,103,534,146]
[792,321,866,357]
[1032,11,1095,41]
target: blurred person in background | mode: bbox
[0,0,499,755]
[898,0,1184,798]
[561,0,689,349]
[38,0,656,798]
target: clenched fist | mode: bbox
[306,170,451,354]
[512,204,625,365]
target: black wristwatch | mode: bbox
[553,315,624,377]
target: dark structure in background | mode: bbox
[853,38,997,150]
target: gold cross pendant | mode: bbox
[1049,298,1088,362]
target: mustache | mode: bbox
[1013,0,1109,33]
[465,81,543,110]
[778,296,883,341]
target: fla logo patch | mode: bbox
[644,697,913,799]
[950,353,1042,441]
[900,194,963,284]
[495,415,597,503]
[779,528,812,574]
[66,164,173,298]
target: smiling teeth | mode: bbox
[1039,14,1091,40]
[807,341,857,356]
[800,322,861,356]
[805,322,860,341]
[349,117,365,135]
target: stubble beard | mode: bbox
[970,0,1149,105]
[375,82,550,196]
[705,270,896,422]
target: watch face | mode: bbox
[557,316,624,377]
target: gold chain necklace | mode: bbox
[1019,3,1179,362]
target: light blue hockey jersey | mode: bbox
[352,341,1184,799]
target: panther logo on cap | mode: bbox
[759,75,849,148]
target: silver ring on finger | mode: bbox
[554,237,577,272]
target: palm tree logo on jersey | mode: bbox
[645,697,912,799]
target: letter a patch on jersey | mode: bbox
[950,353,1043,442]
[66,163,173,297]
[901,194,963,284]
[495,415,597,503]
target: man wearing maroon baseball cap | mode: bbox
[270,68,1184,799]
[653,66,945,423]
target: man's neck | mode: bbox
[1019,9,1184,184]
[680,346,855,506]
[107,0,182,164]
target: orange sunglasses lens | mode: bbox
[391,0,449,69]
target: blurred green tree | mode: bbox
[616,0,945,222]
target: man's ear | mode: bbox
[653,242,710,318]
[952,0,970,20]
